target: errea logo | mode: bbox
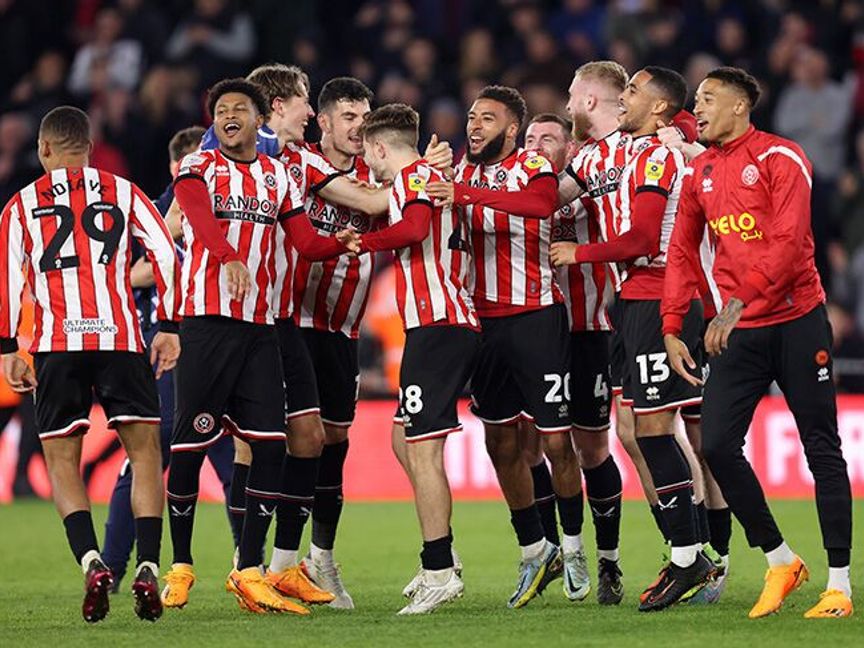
[646,386,660,401]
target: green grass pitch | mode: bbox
[0,499,860,647]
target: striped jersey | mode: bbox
[390,160,477,330]
[568,133,686,300]
[175,149,302,324]
[0,167,180,353]
[291,145,376,339]
[273,142,340,320]
[455,148,563,317]
[552,198,612,331]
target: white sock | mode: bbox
[136,561,159,578]
[520,538,546,561]
[80,549,101,574]
[310,543,333,563]
[764,542,795,568]
[827,566,852,597]
[670,544,699,568]
[425,567,454,586]
[269,548,298,573]
[598,548,619,562]
[452,547,461,566]
[562,534,583,554]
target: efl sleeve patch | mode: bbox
[644,159,665,181]
[524,155,546,170]
[407,173,427,192]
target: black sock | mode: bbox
[135,517,162,567]
[239,441,284,570]
[510,505,544,547]
[636,435,697,548]
[421,535,454,570]
[707,507,731,556]
[583,455,623,551]
[556,491,584,538]
[228,462,249,549]
[694,501,710,546]
[312,440,348,551]
[650,504,670,542]
[63,510,99,565]
[828,548,851,568]
[530,462,559,545]
[274,454,319,552]
[166,451,205,565]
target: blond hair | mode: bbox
[574,61,629,93]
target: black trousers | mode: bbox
[701,305,852,564]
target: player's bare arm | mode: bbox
[1,353,37,393]
[663,334,703,387]
[318,175,390,215]
[557,169,584,205]
[150,331,181,380]
[165,197,184,239]
[704,297,744,356]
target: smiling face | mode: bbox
[212,91,263,156]
[270,89,314,144]
[617,70,662,134]
[320,98,371,157]
[693,77,746,144]
[465,98,517,164]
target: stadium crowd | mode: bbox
[2,0,864,392]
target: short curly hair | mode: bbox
[206,78,269,119]
[705,66,762,108]
[477,85,527,128]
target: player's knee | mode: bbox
[323,424,348,445]
[485,427,520,464]
[541,433,575,465]
[577,443,608,469]
[233,437,252,465]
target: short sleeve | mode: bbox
[176,152,213,181]
[516,149,555,187]
[632,146,680,197]
[302,148,340,193]
[278,171,306,221]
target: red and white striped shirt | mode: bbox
[291,146,376,339]
[455,149,563,317]
[272,142,340,320]
[0,167,180,353]
[390,161,477,330]
[552,199,612,331]
[176,149,302,324]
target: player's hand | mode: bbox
[224,260,251,301]
[150,332,181,380]
[663,334,703,387]
[704,297,744,356]
[426,181,455,206]
[2,353,37,393]
[336,228,362,255]
[656,120,685,150]
[424,133,454,173]
[550,241,579,267]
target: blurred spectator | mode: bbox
[68,7,143,98]
[117,0,170,66]
[549,0,607,58]
[503,30,574,91]
[683,52,722,103]
[9,51,71,121]
[460,28,500,81]
[166,0,255,89]
[775,47,853,184]
[0,111,39,205]
[424,98,465,154]
[827,301,864,393]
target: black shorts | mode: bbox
[570,331,612,431]
[607,297,625,397]
[620,299,703,414]
[171,316,285,451]
[301,328,359,427]
[275,318,320,420]
[33,351,159,439]
[396,326,480,442]
[471,304,572,433]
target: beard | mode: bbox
[466,129,507,164]
[571,109,593,141]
